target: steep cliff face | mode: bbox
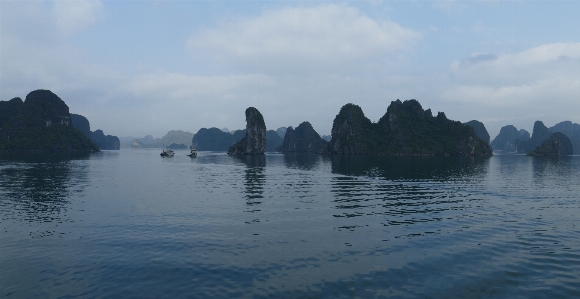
[70,113,120,150]
[328,100,491,156]
[279,122,327,153]
[527,132,573,156]
[0,90,99,152]
[464,120,490,144]
[329,103,374,154]
[70,114,91,138]
[516,121,551,153]
[228,107,266,155]
[91,130,120,150]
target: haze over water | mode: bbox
[1,150,580,298]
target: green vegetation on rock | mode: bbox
[527,132,573,156]
[0,90,99,153]
[549,121,580,154]
[329,100,492,156]
[464,120,490,144]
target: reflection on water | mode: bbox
[2,150,580,298]
[330,155,490,181]
[233,155,266,203]
[0,153,89,223]
[235,154,266,168]
[283,152,329,170]
[243,161,265,205]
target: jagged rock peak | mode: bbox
[228,107,266,155]
[386,99,425,118]
[531,121,550,142]
[329,103,372,155]
[330,100,492,156]
[527,132,573,156]
[378,99,434,131]
[279,121,327,153]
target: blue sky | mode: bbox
[1,0,579,139]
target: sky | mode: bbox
[1,0,579,139]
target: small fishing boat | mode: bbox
[187,148,197,158]
[160,145,175,157]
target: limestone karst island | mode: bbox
[0,89,576,156]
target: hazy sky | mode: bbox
[1,0,579,139]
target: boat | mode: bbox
[160,145,175,157]
[187,148,197,158]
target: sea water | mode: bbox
[1,149,579,298]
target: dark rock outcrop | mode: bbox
[0,97,23,126]
[192,127,241,151]
[192,127,279,152]
[328,100,492,156]
[70,113,120,150]
[515,121,551,153]
[329,103,373,155]
[70,114,91,138]
[491,125,529,152]
[279,121,328,153]
[228,107,266,155]
[527,132,573,156]
[90,130,120,150]
[0,90,99,152]
[549,121,580,154]
[464,120,490,144]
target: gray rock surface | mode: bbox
[228,107,266,155]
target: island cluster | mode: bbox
[1,90,575,156]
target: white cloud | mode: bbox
[53,0,104,36]
[447,43,580,104]
[441,43,580,137]
[187,4,420,75]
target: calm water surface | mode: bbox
[1,149,579,298]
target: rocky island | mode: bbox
[0,90,99,153]
[71,114,120,150]
[327,100,492,156]
[515,121,551,153]
[279,121,327,153]
[549,121,580,154]
[228,107,266,155]
[527,132,573,156]
[464,120,490,144]
[490,125,530,152]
